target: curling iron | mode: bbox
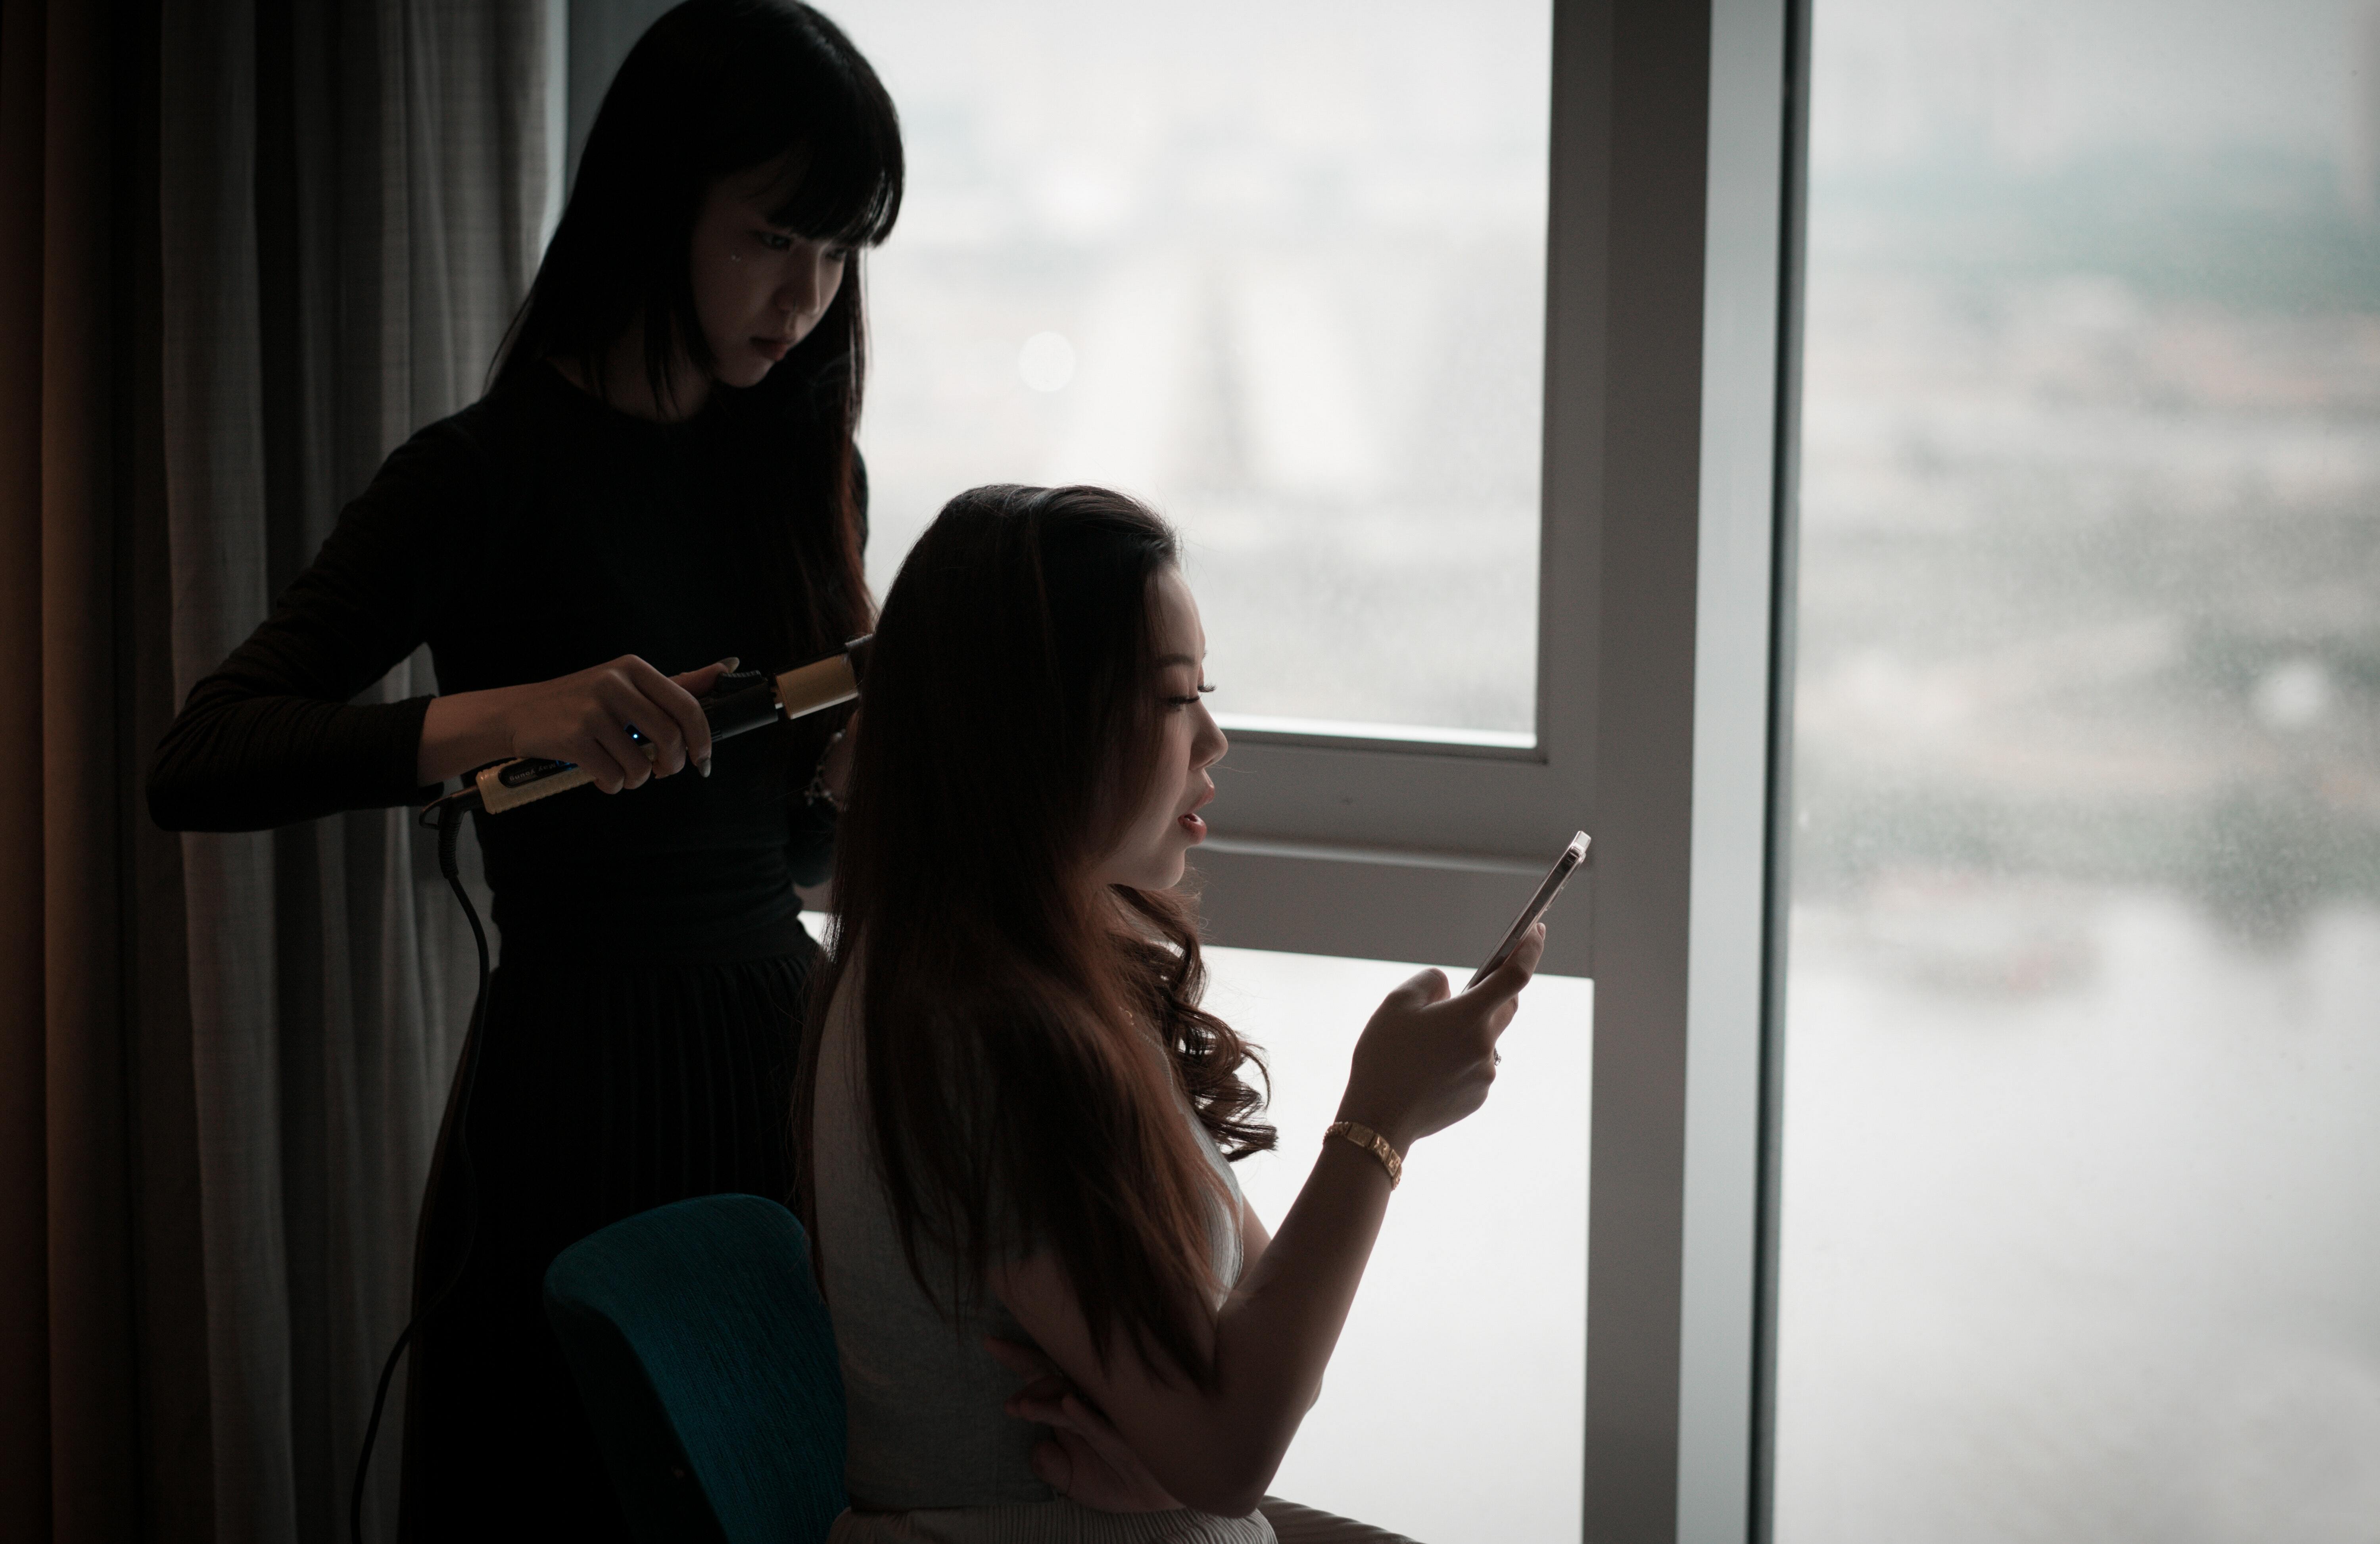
[434,633,873,816]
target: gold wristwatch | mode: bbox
[1325,1120,1404,1190]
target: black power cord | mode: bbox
[349,794,492,1544]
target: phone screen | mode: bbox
[1466,830,1591,989]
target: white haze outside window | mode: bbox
[835,0,1551,742]
[1777,2,2380,1540]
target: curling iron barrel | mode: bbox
[457,635,872,816]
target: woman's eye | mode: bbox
[756,231,794,252]
[1163,684,1216,709]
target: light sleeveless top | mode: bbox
[811,983,1273,1544]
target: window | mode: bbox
[579,3,1797,1538]
[1775,0,2380,1537]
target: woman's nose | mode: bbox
[1193,711,1227,770]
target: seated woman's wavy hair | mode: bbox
[795,484,1274,1386]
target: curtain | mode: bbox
[1,4,215,1540]
[161,7,558,1540]
[2,3,559,1540]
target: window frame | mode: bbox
[1197,3,1802,1540]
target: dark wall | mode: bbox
[566,0,679,189]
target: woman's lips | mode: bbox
[1177,811,1207,840]
[753,336,794,362]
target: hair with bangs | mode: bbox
[491,0,901,672]
[794,485,1276,1388]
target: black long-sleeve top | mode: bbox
[150,363,847,963]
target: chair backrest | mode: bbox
[544,1194,847,1544]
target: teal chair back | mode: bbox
[544,1194,847,1544]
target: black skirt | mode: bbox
[398,937,818,1539]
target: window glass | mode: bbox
[832,0,1553,739]
[1205,945,1590,1542]
[1777,2,2380,1538]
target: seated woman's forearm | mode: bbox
[1195,1139,1398,1509]
[994,951,1534,1514]
[992,1137,1394,1517]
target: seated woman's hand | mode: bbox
[1337,922,1545,1152]
[985,1338,1182,1513]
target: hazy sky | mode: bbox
[1811,0,2379,172]
[827,0,1549,249]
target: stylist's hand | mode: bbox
[417,655,736,792]
[1337,923,1543,1152]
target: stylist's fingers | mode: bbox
[616,657,710,776]
[575,710,653,793]
[582,673,677,784]
[672,656,743,779]
[671,654,739,692]
[601,659,691,778]
[561,735,635,794]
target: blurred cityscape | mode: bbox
[1793,150,2380,947]
[1779,3,2380,1540]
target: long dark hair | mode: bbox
[797,486,1277,1387]
[493,0,902,670]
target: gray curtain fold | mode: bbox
[156,4,557,1541]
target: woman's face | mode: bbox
[687,155,848,388]
[1094,567,1229,894]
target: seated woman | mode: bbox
[798,484,1544,1542]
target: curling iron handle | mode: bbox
[475,758,601,814]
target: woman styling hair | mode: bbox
[146,2,900,1533]
[800,486,1545,1540]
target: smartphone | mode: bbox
[1466,830,1591,989]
